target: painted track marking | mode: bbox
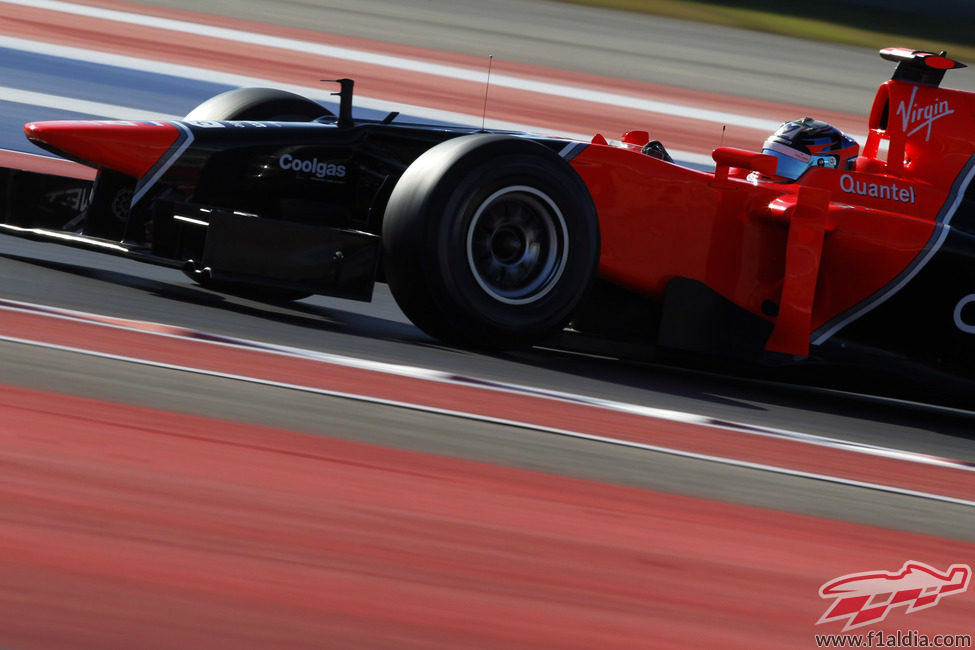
[4,0,784,131]
[0,0,868,165]
[1,298,973,507]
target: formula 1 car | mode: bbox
[1,48,973,402]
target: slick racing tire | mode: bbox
[382,134,600,349]
[184,87,333,122]
[184,88,331,301]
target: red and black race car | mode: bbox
[1,48,973,402]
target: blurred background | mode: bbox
[569,0,975,53]
[3,1,975,648]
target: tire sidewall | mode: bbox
[384,134,599,348]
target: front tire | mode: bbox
[382,134,600,349]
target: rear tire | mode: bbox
[382,134,600,349]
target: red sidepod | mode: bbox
[24,120,182,178]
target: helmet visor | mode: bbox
[762,147,810,181]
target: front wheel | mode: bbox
[382,134,600,349]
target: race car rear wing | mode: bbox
[880,47,966,86]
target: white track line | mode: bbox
[5,0,783,132]
[0,85,182,121]
[3,329,974,509]
[0,34,717,168]
[1,298,973,508]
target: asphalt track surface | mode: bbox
[2,1,975,647]
[2,222,974,482]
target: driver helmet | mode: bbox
[761,117,859,181]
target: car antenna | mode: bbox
[720,124,726,147]
[481,55,494,132]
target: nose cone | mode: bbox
[25,120,182,178]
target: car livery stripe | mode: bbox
[557,141,588,161]
[811,154,975,345]
[131,121,194,206]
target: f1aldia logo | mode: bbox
[817,561,971,631]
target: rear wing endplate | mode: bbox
[880,47,966,86]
